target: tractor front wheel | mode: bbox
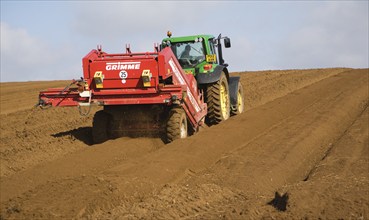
[166,108,188,143]
[92,110,111,144]
[205,72,230,125]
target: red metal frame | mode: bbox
[39,47,207,130]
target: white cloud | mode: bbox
[277,1,368,69]
[1,22,52,79]
[1,22,79,82]
[71,1,226,51]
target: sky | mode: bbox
[1,0,368,82]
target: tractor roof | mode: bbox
[162,34,215,43]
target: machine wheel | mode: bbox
[92,110,110,144]
[205,71,230,125]
[231,81,244,115]
[166,108,187,142]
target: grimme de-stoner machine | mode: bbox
[38,32,244,144]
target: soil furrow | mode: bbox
[0,68,367,219]
[98,69,368,219]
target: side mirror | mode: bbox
[224,37,231,48]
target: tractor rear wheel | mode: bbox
[231,81,244,115]
[205,71,230,125]
[166,108,187,142]
[92,110,110,144]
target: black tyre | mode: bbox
[231,81,244,115]
[166,108,187,142]
[92,110,110,144]
[205,71,230,125]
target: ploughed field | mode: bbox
[0,68,368,219]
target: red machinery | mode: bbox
[38,45,207,143]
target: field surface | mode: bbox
[0,68,368,219]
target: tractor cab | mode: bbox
[161,32,231,76]
[161,32,243,125]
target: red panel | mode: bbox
[89,58,159,89]
[159,47,207,127]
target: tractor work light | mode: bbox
[94,71,104,88]
[142,69,152,87]
[195,37,203,42]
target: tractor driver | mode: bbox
[180,45,191,59]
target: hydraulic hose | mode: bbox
[37,79,82,109]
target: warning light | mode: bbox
[94,71,104,88]
[142,69,152,87]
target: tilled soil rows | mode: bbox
[0,68,368,219]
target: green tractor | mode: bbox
[161,32,244,125]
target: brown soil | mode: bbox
[0,68,368,219]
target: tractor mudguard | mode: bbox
[196,65,227,84]
[228,76,241,107]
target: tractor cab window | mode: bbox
[209,38,216,55]
[208,38,218,64]
[170,41,205,68]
